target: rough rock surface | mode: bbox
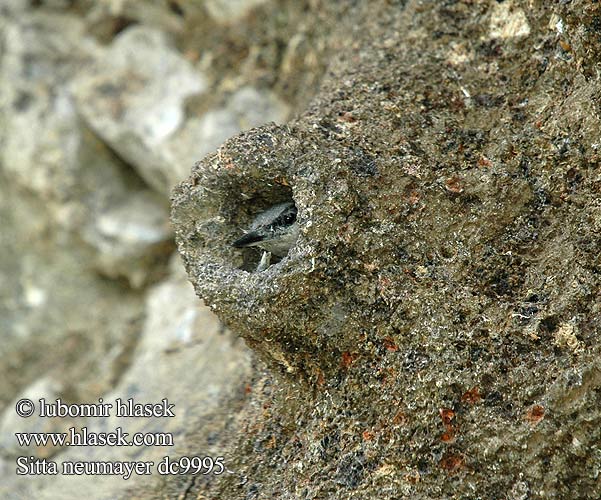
[171,0,601,498]
[72,24,290,195]
[204,0,269,24]
[72,25,208,194]
[0,0,282,498]
[1,0,599,498]
[1,257,252,499]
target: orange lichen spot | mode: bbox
[461,386,482,405]
[445,175,464,194]
[340,351,357,369]
[362,430,375,441]
[440,429,456,443]
[559,40,572,52]
[378,369,395,383]
[439,452,465,474]
[439,408,455,426]
[382,337,399,352]
[525,404,545,426]
[477,156,493,168]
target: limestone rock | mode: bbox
[0,11,101,201]
[165,85,290,181]
[0,377,67,459]
[81,191,173,288]
[204,0,269,24]
[72,25,207,194]
[9,257,252,499]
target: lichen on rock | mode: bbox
[170,0,601,498]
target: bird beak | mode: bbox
[232,231,263,248]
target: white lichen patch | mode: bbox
[553,322,582,352]
[489,1,531,40]
[446,42,474,66]
[548,13,565,34]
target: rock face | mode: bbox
[72,25,208,194]
[72,25,290,195]
[1,0,599,498]
[171,1,601,498]
[0,1,284,498]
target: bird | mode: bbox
[232,201,299,271]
